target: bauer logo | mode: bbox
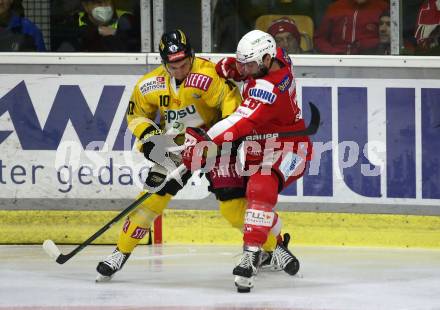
[245,133,279,141]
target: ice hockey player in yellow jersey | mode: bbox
[96,29,282,282]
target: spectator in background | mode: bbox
[401,0,425,49]
[267,17,302,54]
[377,10,391,54]
[58,0,139,52]
[212,0,314,53]
[312,0,334,29]
[314,0,389,54]
[50,1,81,52]
[0,0,46,51]
[212,0,264,52]
[415,0,440,51]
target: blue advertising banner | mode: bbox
[0,75,439,208]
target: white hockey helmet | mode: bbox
[236,30,277,66]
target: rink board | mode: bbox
[1,209,439,248]
[0,54,440,246]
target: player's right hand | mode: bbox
[216,57,247,82]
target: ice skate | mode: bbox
[233,246,262,293]
[261,233,300,275]
[96,248,130,282]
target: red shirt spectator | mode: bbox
[267,17,302,54]
[314,0,389,54]
[415,0,440,50]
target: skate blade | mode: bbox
[95,274,113,283]
[234,275,254,293]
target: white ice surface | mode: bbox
[1,245,440,310]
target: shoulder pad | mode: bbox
[247,79,277,104]
[138,75,167,95]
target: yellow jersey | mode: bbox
[127,57,242,142]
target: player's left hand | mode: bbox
[182,127,217,171]
[216,57,247,82]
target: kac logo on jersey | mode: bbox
[248,88,277,104]
[140,76,166,95]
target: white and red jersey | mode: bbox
[207,48,312,161]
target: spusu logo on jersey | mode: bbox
[140,76,166,95]
[164,105,197,123]
[184,73,212,91]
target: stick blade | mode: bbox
[43,240,61,260]
[308,102,321,134]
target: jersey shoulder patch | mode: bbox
[248,79,277,104]
[276,74,292,93]
[138,76,167,95]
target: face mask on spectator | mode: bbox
[92,6,114,23]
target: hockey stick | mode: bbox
[243,101,320,141]
[167,102,320,154]
[43,164,187,264]
[43,103,319,264]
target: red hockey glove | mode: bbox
[182,127,218,171]
[215,57,247,82]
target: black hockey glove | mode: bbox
[139,127,164,163]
